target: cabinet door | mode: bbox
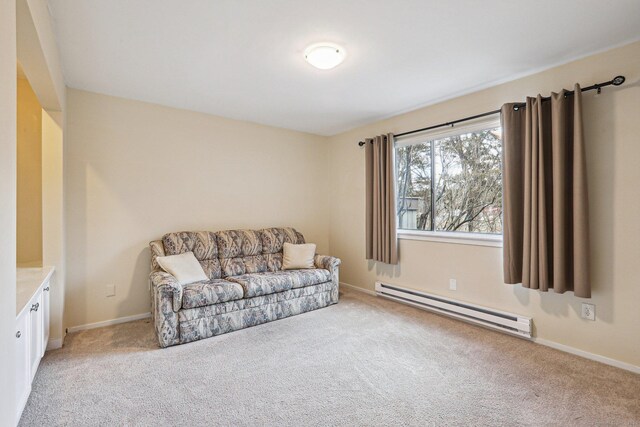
[29,292,43,381]
[41,281,51,356]
[16,309,31,421]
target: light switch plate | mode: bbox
[581,303,595,321]
[449,279,457,291]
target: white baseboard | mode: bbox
[67,312,151,333]
[340,282,377,296]
[533,337,640,374]
[46,338,64,351]
[341,280,640,375]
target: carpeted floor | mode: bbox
[20,289,640,426]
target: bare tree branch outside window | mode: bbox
[396,126,502,234]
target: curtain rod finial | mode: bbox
[612,75,625,86]
[358,141,366,147]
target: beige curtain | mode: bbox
[501,84,590,298]
[365,134,398,264]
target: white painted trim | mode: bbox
[67,312,151,333]
[398,229,503,248]
[46,338,63,351]
[340,282,377,296]
[533,338,640,375]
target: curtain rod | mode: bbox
[357,75,625,146]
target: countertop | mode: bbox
[16,267,55,316]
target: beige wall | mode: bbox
[62,42,639,368]
[64,89,330,328]
[17,77,43,266]
[1,0,65,420]
[16,0,67,350]
[42,110,65,345]
[0,0,17,420]
[328,41,640,367]
[23,0,65,110]
[16,0,65,112]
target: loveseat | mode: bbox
[149,227,340,347]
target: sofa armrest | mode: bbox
[315,255,340,304]
[314,254,341,271]
[150,270,183,312]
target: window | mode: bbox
[395,117,502,242]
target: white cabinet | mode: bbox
[41,284,50,356]
[15,309,31,421]
[29,292,43,381]
[16,267,54,424]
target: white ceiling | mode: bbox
[48,0,640,136]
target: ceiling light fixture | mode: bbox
[304,43,346,70]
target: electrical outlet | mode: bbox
[449,279,457,291]
[105,284,116,297]
[581,303,595,321]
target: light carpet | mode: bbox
[20,289,640,426]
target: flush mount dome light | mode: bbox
[304,43,346,70]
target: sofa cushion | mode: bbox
[177,281,337,341]
[182,279,244,309]
[282,242,316,270]
[156,252,209,285]
[226,269,331,298]
[260,227,305,254]
[216,229,262,257]
[198,260,224,281]
[260,228,306,272]
[162,231,222,279]
[216,229,268,277]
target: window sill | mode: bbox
[397,229,503,248]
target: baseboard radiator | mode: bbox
[375,281,532,339]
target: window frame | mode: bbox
[395,114,503,247]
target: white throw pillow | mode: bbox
[156,252,208,285]
[282,242,316,270]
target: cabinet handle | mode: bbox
[44,286,50,291]
[31,302,40,312]
[16,331,21,338]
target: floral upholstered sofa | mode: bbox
[149,227,340,347]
